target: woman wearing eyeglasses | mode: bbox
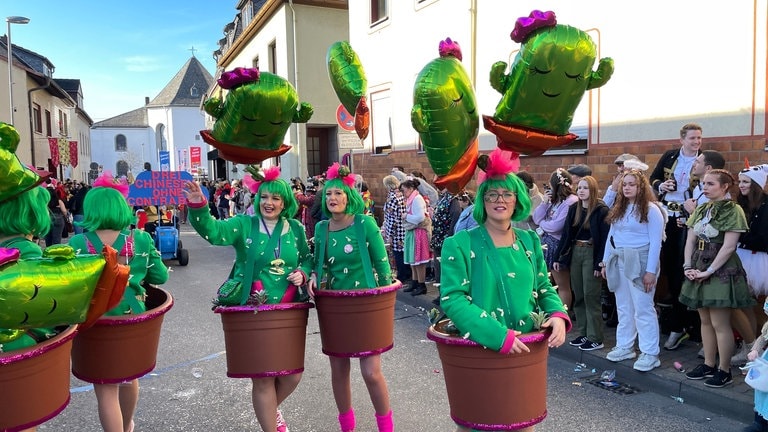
[439,150,570,432]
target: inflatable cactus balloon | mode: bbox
[201,67,313,164]
[411,38,479,194]
[327,41,370,140]
[0,122,48,203]
[484,10,614,156]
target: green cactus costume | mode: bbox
[483,10,614,156]
[0,122,125,352]
[202,67,313,164]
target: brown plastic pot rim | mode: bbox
[314,280,402,298]
[0,325,77,365]
[91,288,173,327]
[214,301,314,314]
[427,324,548,347]
[322,343,394,358]
[72,363,156,385]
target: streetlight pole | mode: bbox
[6,16,29,124]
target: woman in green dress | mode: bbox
[307,163,394,432]
[68,172,169,432]
[439,149,570,432]
[680,169,755,388]
[184,166,312,432]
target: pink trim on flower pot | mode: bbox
[71,286,174,384]
[428,322,550,431]
[215,302,313,378]
[314,280,401,358]
[0,325,77,431]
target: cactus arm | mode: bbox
[586,57,615,90]
[489,61,509,94]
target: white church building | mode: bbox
[90,56,214,181]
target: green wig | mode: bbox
[255,178,298,220]
[321,178,365,217]
[0,186,51,238]
[77,187,135,231]
[473,173,531,224]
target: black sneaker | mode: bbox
[569,336,588,347]
[579,340,604,351]
[685,363,716,380]
[704,369,733,388]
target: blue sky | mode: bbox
[5,1,237,122]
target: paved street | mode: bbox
[38,225,749,431]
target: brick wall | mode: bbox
[352,136,767,218]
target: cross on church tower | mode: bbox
[189,46,197,57]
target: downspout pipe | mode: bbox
[288,0,302,178]
[27,74,51,168]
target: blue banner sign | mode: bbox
[127,170,208,206]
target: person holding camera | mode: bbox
[649,123,703,351]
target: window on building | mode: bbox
[370,89,392,154]
[268,41,277,74]
[45,110,51,136]
[190,84,199,97]
[32,103,42,133]
[252,56,259,69]
[115,134,127,152]
[371,0,389,25]
[57,109,68,136]
[116,160,129,177]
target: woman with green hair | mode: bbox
[307,162,394,432]
[184,165,312,432]
[439,149,570,432]
[68,172,168,432]
[0,185,56,355]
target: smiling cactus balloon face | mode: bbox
[202,67,313,164]
[484,10,614,155]
[411,38,479,194]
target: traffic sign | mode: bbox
[336,104,355,132]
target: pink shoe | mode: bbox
[276,409,289,432]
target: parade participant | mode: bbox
[601,164,665,372]
[307,163,394,432]
[736,164,768,298]
[439,149,570,432]
[68,172,169,432]
[184,166,312,432]
[681,169,754,388]
[0,167,55,354]
[554,176,610,351]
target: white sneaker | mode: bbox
[633,353,660,372]
[663,331,689,350]
[606,346,636,362]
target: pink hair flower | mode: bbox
[243,165,282,194]
[477,149,521,184]
[326,162,356,188]
[93,170,129,197]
